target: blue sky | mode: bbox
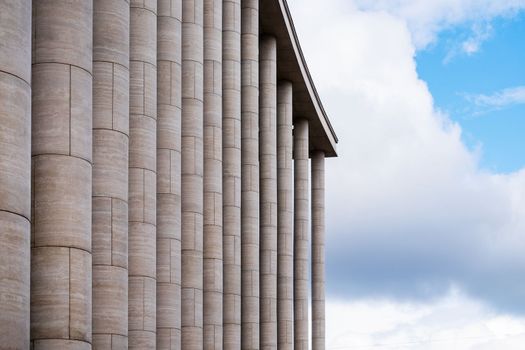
[417,13,525,173]
[289,0,525,348]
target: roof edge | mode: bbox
[279,0,339,155]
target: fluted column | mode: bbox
[259,36,278,350]
[294,119,309,350]
[223,0,242,348]
[0,1,31,348]
[277,81,294,350]
[241,2,260,349]
[311,151,326,350]
[92,0,130,348]
[128,1,157,348]
[181,0,204,348]
[203,0,223,348]
[156,0,182,348]
[31,1,93,349]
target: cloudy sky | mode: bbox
[287,0,525,348]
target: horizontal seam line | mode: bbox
[32,246,91,254]
[0,69,30,86]
[33,62,92,76]
[93,127,129,138]
[32,153,92,165]
[0,209,30,222]
[93,60,129,70]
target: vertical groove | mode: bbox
[223,0,242,348]
[92,1,130,347]
[311,151,326,350]
[241,1,260,348]
[277,81,294,350]
[181,0,205,348]
[204,0,224,348]
[259,35,278,350]
[294,119,310,350]
[128,0,157,348]
[156,6,183,348]
[31,1,94,349]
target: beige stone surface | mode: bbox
[294,119,310,350]
[260,36,278,350]
[277,81,294,350]
[92,1,130,348]
[223,0,243,349]
[0,213,30,348]
[157,0,183,349]
[129,1,157,348]
[182,0,205,348]
[241,1,260,348]
[204,0,224,349]
[0,2,31,347]
[311,151,326,350]
[31,1,93,348]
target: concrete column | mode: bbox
[259,36,278,350]
[203,0,223,349]
[31,1,93,349]
[156,0,182,348]
[223,0,242,348]
[277,81,294,350]
[311,151,326,350]
[181,0,204,348]
[294,119,309,350]
[128,0,157,348]
[0,1,31,348]
[241,0,260,348]
[92,1,130,349]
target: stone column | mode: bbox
[311,151,326,350]
[0,1,31,348]
[223,0,242,348]
[241,0,260,348]
[128,1,157,348]
[92,0,130,348]
[294,119,309,350]
[203,0,223,348]
[157,0,182,348]
[31,1,93,349]
[277,81,294,350]
[181,0,204,348]
[259,36,278,350]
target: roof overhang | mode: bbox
[260,0,339,157]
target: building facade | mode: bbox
[0,0,338,349]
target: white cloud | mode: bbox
[351,0,525,49]
[465,86,525,113]
[444,22,494,63]
[287,0,525,346]
[327,291,525,349]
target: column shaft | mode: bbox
[92,1,130,348]
[204,0,224,348]
[128,0,157,348]
[223,0,242,348]
[0,1,31,348]
[181,0,204,348]
[311,151,326,350]
[241,1,260,348]
[31,1,93,349]
[259,36,278,350]
[277,81,294,350]
[294,119,309,350]
[157,0,182,348]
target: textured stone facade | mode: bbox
[0,0,336,349]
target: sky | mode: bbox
[286,0,525,349]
